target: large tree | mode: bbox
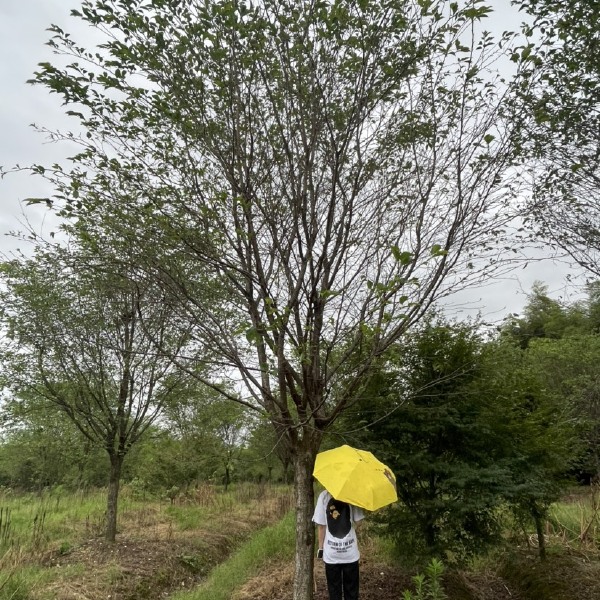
[23,1,526,596]
[0,242,189,541]
[515,0,600,276]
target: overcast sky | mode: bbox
[0,0,587,323]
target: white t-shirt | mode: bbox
[312,490,365,564]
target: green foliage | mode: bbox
[514,0,600,277]
[501,282,588,348]
[347,318,510,563]
[7,0,537,594]
[501,281,600,484]
[342,311,579,564]
[402,558,447,600]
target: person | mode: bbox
[312,489,365,600]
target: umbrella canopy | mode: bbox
[313,445,397,511]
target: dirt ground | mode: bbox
[37,493,291,600]
[41,529,522,600]
[234,555,522,600]
[41,532,600,600]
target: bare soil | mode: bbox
[234,555,522,600]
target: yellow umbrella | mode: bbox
[313,445,397,511]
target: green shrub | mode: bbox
[402,558,447,600]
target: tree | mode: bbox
[244,418,292,483]
[515,0,600,276]
[0,242,189,541]
[161,382,251,489]
[477,339,577,560]
[345,319,512,563]
[24,1,525,596]
[0,393,106,490]
[526,335,600,486]
[348,321,578,562]
[501,281,574,348]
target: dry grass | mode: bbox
[0,483,293,600]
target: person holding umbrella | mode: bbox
[313,489,365,600]
[312,445,398,600]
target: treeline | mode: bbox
[0,387,290,492]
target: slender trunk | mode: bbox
[224,465,231,491]
[534,512,546,561]
[531,501,546,560]
[293,438,319,600]
[106,452,123,542]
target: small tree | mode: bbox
[347,319,578,562]
[347,319,511,563]
[0,243,189,541]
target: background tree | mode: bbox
[243,418,291,483]
[525,335,600,486]
[501,281,584,348]
[24,1,526,596]
[160,382,251,489]
[343,316,578,563]
[344,319,511,563]
[0,242,190,541]
[0,397,106,490]
[515,0,600,276]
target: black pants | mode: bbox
[324,560,360,600]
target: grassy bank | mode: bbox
[0,483,293,600]
[170,510,295,600]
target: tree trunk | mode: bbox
[534,512,546,561]
[106,452,124,542]
[293,439,319,600]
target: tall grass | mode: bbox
[170,510,295,600]
[547,487,600,545]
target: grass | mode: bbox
[1,483,599,600]
[547,487,600,544]
[0,483,294,600]
[170,510,295,600]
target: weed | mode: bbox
[31,510,48,552]
[58,540,72,555]
[402,559,447,600]
[0,574,30,600]
[178,553,209,575]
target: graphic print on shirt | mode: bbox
[326,497,351,539]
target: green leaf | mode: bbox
[24,197,52,207]
[391,246,413,265]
